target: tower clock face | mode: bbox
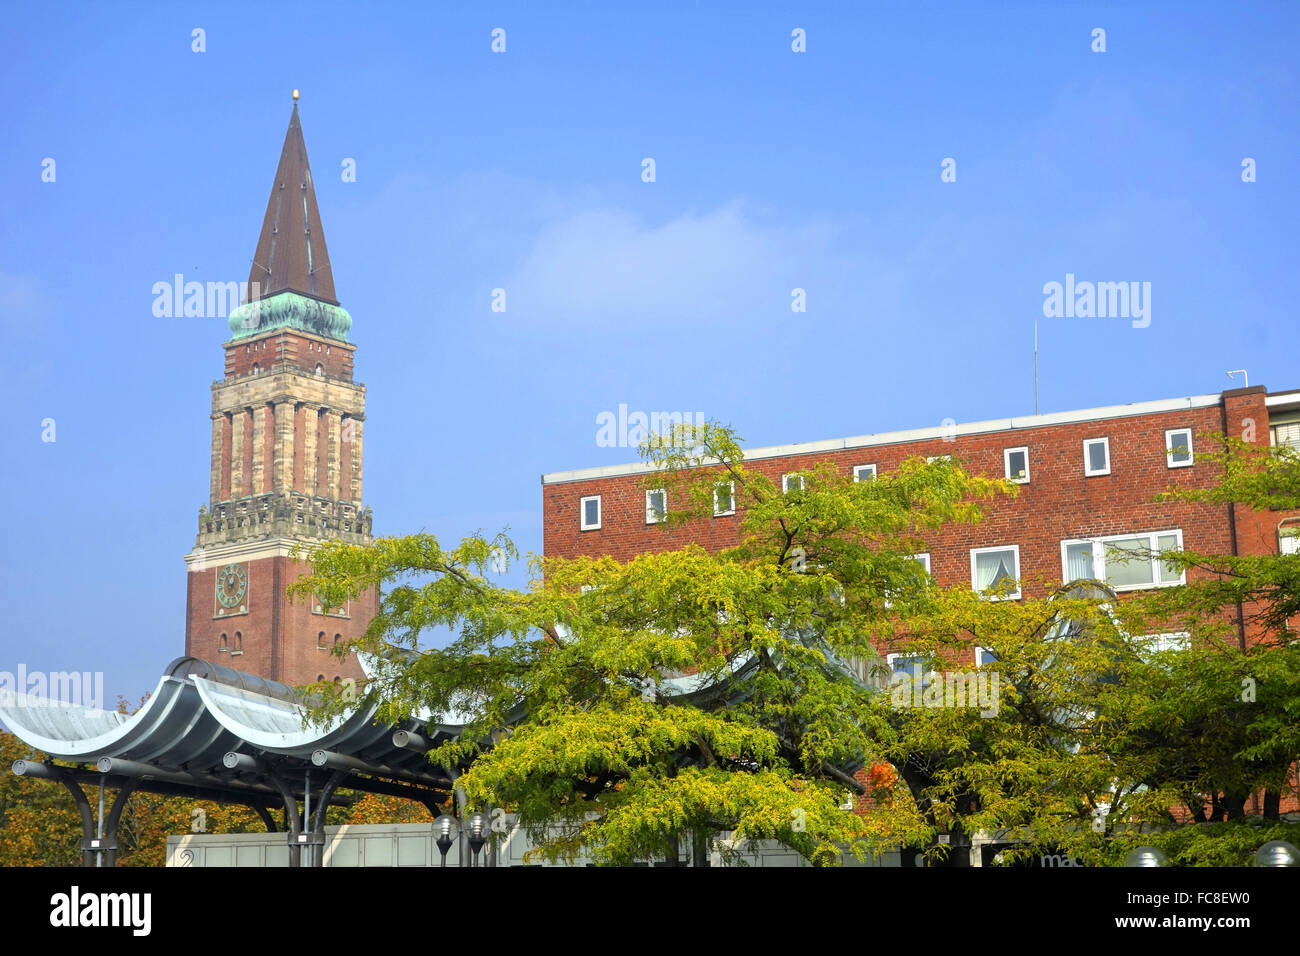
[215,563,248,609]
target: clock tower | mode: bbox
[183,95,375,687]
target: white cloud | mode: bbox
[505,202,839,326]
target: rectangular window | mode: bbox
[887,652,921,675]
[884,553,931,609]
[1138,631,1190,667]
[1084,438,1110,476]
[1145,632,1189,653]
[645,489,666,524]
[886,652,935,693]
[971,545,1021,600]
[1156,533,1182,583]
[713,481,735,517]
[1272,422,1300,451]
[1004,446,1030,483]
[927,455,952,464]
[579,495,601,531]
[852,464,877,482]
[1107,536,1156,588]
[1060,530,1184,591]
[1064,540,1094,580]
[1165,428,1194,468]
[1281,527,1300,555]
[782,473,804,493]
[975,646,998,668]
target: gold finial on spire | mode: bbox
[292,88,300,101]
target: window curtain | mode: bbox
[1066,542,1094,581]
[975,550,1014,591]
[1274,422,1300,450]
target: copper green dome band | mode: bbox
[228,291,352,342]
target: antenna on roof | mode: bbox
[1034,318,1040,415]
[1227,369,1249,387]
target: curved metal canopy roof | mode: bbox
[0,656,464,784]
[0,674,243,768]
[1,655,473,868]
[2,637,878,786]
[3,642,881,871]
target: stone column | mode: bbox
[251,405,268,495]
[209,414,223,504]
[349,417,364,502]
[220,413,233,501]
[326,411,342,501]
[230,408,245,498]
[262,402,275,494]
[243,408,255,497]
[315,407,329,497]
[272,400,294,493]
[339,416,353,502]
[292,404,306,493]
[301,403,319,497]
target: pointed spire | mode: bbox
[247,93,338,305]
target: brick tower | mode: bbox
[183,94,374,686]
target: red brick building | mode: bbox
[543,386,1300,649]
[182,97,375,686]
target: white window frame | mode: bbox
[1060,529,1185,592]
[884,553,930,609]
[1083,437,1110,476]
[975,646,997,668]
[1144,631,1190,654]
[645,488,666,525]
[886,652,921,672]
[927,455,952,464]
[1004,446,1030,484]
[1272,421,1300,450]
[886,652,935,692]
[579,495,601,531]
[713,481,735,517]
[852,463,877,482]
[1280,523,1300,555]
[970,545,1022,600]
[1165,428,1194,468]
[782,473,804,493]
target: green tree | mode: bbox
[0,732,82,866]
[294,423,1042,865]
[295,425,1300,866]
[1139,433,1300,636]
[1087,431,1300,857]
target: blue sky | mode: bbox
[1,1,1297,704]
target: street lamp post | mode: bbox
[467,813,488,867]
[436,815,459,868]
